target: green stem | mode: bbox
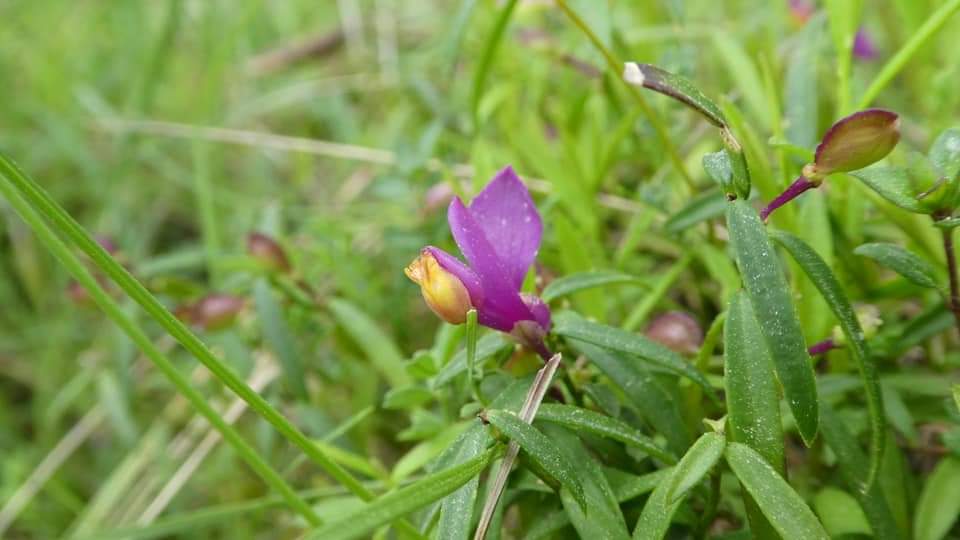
[465,309,485,405]
[0,155,383,504]
[0,169,321,526]
[554,0,695,190]
[857,0,960,108]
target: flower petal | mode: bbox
[448,197,534,331]
[465,166,543,289]
[423,246,484,308]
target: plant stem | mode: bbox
[0,173,322,526]
[465,309,485,405]
[760,176,818,222]
[554,0,695,190]
[941,227,960,333]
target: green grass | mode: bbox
[2,1,960,538]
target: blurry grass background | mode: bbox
[2,0,960,538]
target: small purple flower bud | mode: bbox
[247,232,291,273]
[811,109,900,177]
[644,311,704,354]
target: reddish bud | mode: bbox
[810,109,900,177]
[191,294,246,330]
[644,311,703,354]
[247,232,291,273]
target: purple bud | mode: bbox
[853,29,878,61]
[247,232,291,273]
[423,182,455,215]
[644,311,704,354]
[811,109,900,177]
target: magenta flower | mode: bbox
[406,166,551,357]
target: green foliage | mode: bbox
[3,2,960,539]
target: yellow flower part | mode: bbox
[404,250,473,324]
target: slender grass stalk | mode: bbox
[471,0,519,123]
[0,154,425,538]
[192,142,222,283]
[554,0,695,189]
[0,167,321,526]
[857,0,960,108]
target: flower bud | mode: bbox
[809,109,900,177]
[404,250,473,324]
[644,311,703,354]
[247,232,291,273]
[191,294,246,330]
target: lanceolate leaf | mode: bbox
[535,404,676,464]
[327,299,411,387]
[665,432,725,503]
[724,292,783,539]
[254,280,307,399]
[914,457,960,540]
[304,448,497,540]
[772,231,886,486]
[631,467,687,540]
[543,425,631,540]
[566,339,691,453]
[725,443,830,540]
[726,200,819,444]
[851,166,926,213]
[485,410,587,510]
[664,186,726,233]
[818,401,903,540]
[622,62,727,127]
[542,270,646,303]
[553,311,718,401]
[854,242,940,289]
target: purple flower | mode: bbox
[853,28,878,61]
[405,166,551,354]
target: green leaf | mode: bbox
[726,200,819,444]
[772,231,886,485]
[553,311,718,401]
[934,217,960,229]
[818,401,904,540]
[724,292,783,539]
[543,425,631,540]
[631,467,686,540]
[435,426,488,539]
[813,487,872,537]
[485,410,586,511]
[851,166,926,213]
[304,448,496,540]
[665,432,725,503]
[566,339,691,453]
[725,442,830,540]
[382,386,433,410]
[253,279,307,399]
[930,127,960,180]
[434,333,511,386]
[534,404,676,464]
[664,186,726,233]
[854,242,939,288]
[541,270,646,303]
[622,62,726,127]
[327,299,410,387]
[914,457,960,540]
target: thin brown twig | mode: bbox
[941,227,960,333]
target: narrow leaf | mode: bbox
[304,448,496,540]
[553,311,718,401]
[631,468,686,540]
[665,432,725,503]
[664,187,726,233]
[434,333,511,386]
[725,442,829,540]
[726,200,819,444]
[854,242,939,288]
[914,457,960,540]
[485,410,586,510]
[852,166,926,213]
[327,299,410,387]
[542,270,646,303]
[772,231,886,485]
[622,62,727,127]
[534,404,676,463]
